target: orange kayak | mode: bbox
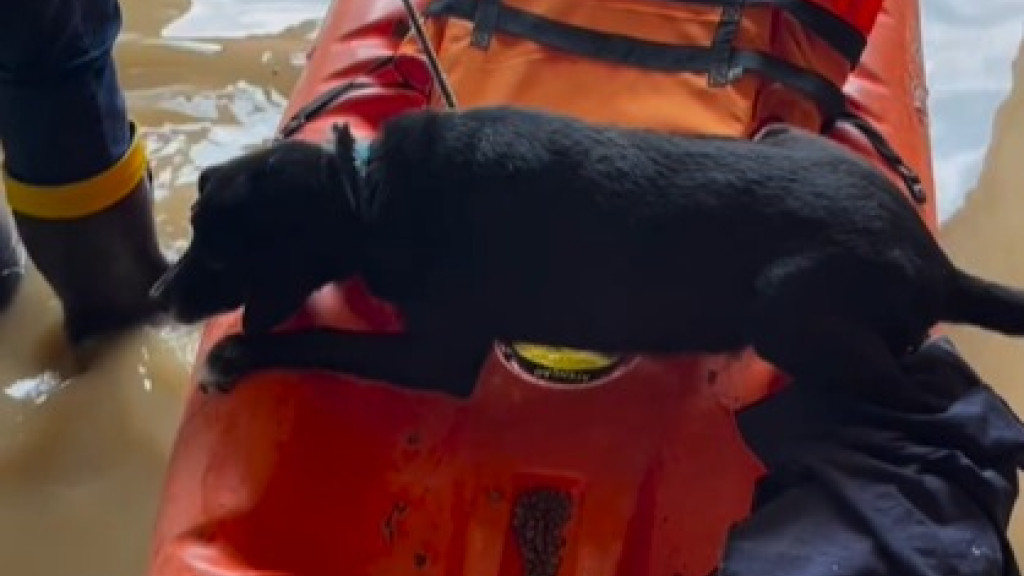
[147,0,938,574]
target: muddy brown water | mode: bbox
[0,1,1021,574]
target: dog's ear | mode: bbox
[327,123,363,213]
[330,123,360,174]
[240,259,317,334]
[332,123,356,153]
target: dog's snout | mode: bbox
[149,252,248,325]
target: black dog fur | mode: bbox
[151,105,1024,403]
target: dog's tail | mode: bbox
[943,269,1024,336]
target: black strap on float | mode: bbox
[678,0,867,66]
[470,0,502,49]
[277,0,457,141]
[400,0,459,108]
[443,0,867,69]
[831,111,929,205]
[277,58,395,141]
[425,0,928,205]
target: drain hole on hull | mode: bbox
[512,488,574,576]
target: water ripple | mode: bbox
[162,0,331,39]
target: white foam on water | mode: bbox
[161,0,330,39]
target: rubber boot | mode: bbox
[4,125,170,343]
[0,205,25,311]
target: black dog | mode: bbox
[151,105,1024,403]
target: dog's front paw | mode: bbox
[200,335,259,394]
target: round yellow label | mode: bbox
[498,341,626,384]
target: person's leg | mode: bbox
[0,0,169,342]
[723,337,1024,576]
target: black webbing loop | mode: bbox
[708,0,747,87]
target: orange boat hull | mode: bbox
[147,1,938,574]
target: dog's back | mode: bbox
[372,106,929,258]
[354,106,947,352]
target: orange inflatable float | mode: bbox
[147,0,937,574]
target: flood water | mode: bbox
[0,1,1021,574]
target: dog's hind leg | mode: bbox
[200,328,491,398]
[750,254,935,410]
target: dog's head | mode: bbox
[151,124,365,333]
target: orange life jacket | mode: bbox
[398,0,924,204]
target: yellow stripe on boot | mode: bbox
[2,123,149,220]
